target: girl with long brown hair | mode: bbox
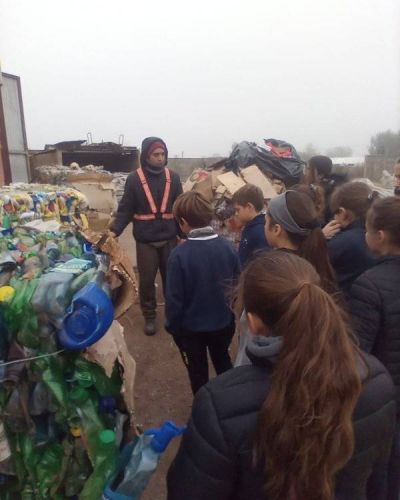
[236,190,337,367]
[167,252,395,500]
[265,190,337,294]
[328,181,378,292]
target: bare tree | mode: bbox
[369,130,400,158]
[298,143,318,161]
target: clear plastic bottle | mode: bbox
[112,421,186,497]
[0,420,14,476]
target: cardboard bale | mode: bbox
[193,175,213,202]
[71,182,117,214]
[217,171,246,195]
[84,321,136,427]
[240,165,278,199]
[82,230,138,319]
[66,171,113,183]
[211,167,225,189]
[86,210,112,232]
[183,169,210,192]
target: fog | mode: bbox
[1,0,399,157]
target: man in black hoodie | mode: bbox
[110,137,183,335]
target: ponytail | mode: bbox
[330,182,379,225]
[240,252,361,500]
[297,227,337,294]
[257,282,361,499]
[284,191,337,294]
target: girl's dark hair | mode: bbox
[269,191,337,294]
[291,183,326,220]
[239,251,362,500]
[309,155,332,179]
[330,182,379,224]
[367,196,400,246]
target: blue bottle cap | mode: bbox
[99,396,116,414]
[149,421,186,453]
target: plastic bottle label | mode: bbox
[0,422,11,462]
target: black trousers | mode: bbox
[136,239,176,319]
[173,322,235,395]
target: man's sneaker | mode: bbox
[144,318,156,336]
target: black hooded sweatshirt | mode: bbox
[111,137,183,243]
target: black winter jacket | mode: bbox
[167,344,396,500]
[111,167,183,243]
[328,220,376,292]
[349,256,400,415]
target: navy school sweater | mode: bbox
[238,213,270,267]
[165,235,240,336]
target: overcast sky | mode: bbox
[1,0,399,157]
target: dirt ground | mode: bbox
[117,229,238,499]
[119,304,192,500]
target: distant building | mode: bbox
[331,157,365,167]
[30,140,139,177]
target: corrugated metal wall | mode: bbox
[1,73,29,182]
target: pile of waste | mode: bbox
[0,184,88,229]
[112,173,129,202]
[184,139,304,241]
[0,225,138,499]
[34,164,112,185]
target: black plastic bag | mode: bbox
[225,140,305,186]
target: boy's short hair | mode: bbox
[232,184,264,212]
[173,191,214,228]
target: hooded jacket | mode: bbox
[111,137,183,243]
[167,337,396,500]
[349,256,400,416]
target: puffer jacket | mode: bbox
[327,219,376,292]
[349,256,400,415]
[167,338,396,500]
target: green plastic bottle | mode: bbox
[63,438,92,497]
[36,356,68,415]
[79,429,117,500]
[2,215,11,230]
[73,362,94,389]
[68,387,104,462]
[74,358,121,398]
[20,484,35,500]
[35,443,64,498]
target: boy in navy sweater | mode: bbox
[165,191,240,394]
[232,184,270,267]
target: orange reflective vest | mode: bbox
[133,167,174,221]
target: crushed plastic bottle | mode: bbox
[0,420,14,476]
[104,421,186,499]
[79,429,118,500]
